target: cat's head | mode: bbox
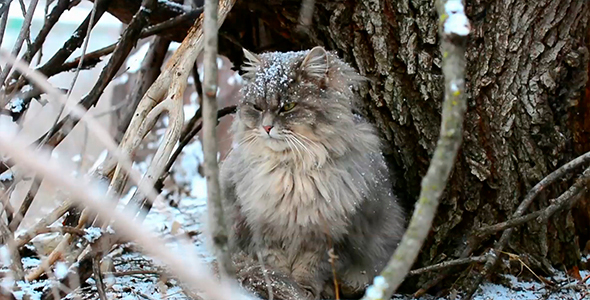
[234,46,365,158]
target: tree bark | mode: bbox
[219,0,590,291]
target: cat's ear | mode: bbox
[301,46,329,79]
[241,48,261,79]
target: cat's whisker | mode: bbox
[288,134,316,160]
[285,136,304,163]
[292,131,322,149]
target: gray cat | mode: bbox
[219,46,405,299]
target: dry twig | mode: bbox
[203,0,232,275]
[0,0,39,91]
[361,1,470,298]
[464,151,590,299]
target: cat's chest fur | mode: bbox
[232,152,365,243]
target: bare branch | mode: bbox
[464,153,590,299]
[34,8,204,80]
[203,0,232,275]
[408,255,488,276]
[0,1,10,49]
[115,37,171,142]
[361,1,471,298]
[19,0,71,66]
[0,220,23,280]
[0,0,39,90]
[8,174,42,231]
[93,255,108,300]
[476,150,590,237]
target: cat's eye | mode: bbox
[252,104,262,111]
[280,102,297,112]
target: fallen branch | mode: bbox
[360,1,470,299]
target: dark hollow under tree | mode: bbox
[99,0,590,294]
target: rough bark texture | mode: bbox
[218,0,590,291]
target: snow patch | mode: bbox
[126,42,151,73]
[444,0,470,36]
[0,171,13,182]
[54,262,68,279]
[84,227,102,243]
[227,72,243,86]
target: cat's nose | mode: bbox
[263,125,273,133]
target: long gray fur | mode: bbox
[219,46,405,299]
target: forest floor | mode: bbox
[3,139,590,300]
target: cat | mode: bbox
[219,46,406,299]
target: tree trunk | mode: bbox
[220,0,590,291]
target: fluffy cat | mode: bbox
[219,46,405,299]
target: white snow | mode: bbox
[0,246,10,266]
[126,42,151,73]
[54,262,69,279]
[0,171,13,182]
[444,0,470,36]
[90,149,109,172]
[184,102,199,122]
[83,227,103,243]
[7,98,25,113]
[227,72,244,86]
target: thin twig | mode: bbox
[297,0,315,27]
[66,0,98,99]
[0,0,11,50]
[361,1,470,298]
[16,0,70,72]
[16,0,32,49]
[41,8,204,79]
[0,220,24,280]
[115,37,171,142]
[165,105,235,180]
[24,0,112,90]
[408,255,488,276]
[93,256,108,300]
[38,0,159,152]
[15,200,74,247]
[465,151,590,299]
[8,174,42,231]
[477,150,590,236]
[0,0,39,91]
